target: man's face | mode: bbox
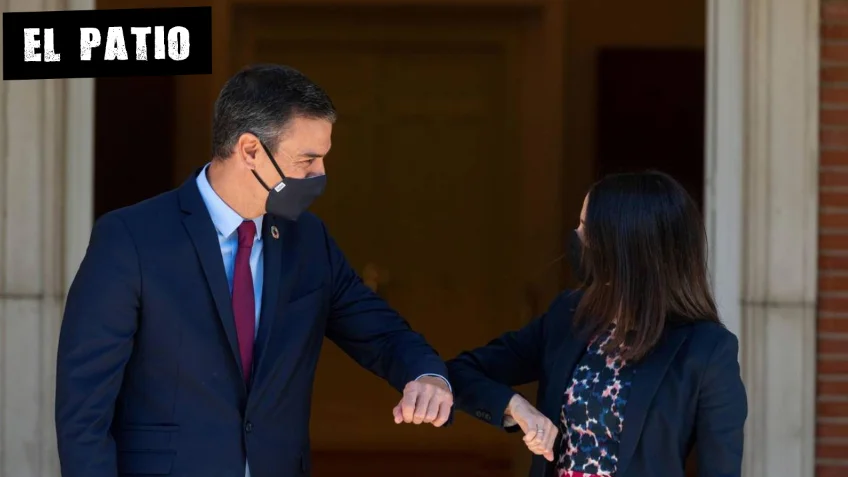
[256,116,332,183]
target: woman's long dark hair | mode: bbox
[572,171,720,361]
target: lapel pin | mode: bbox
[270,225,280,240]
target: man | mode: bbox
[55,64,453,477]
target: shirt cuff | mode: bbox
[503,415,517,428]
[415,373,452,393]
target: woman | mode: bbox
[447,171,747,477]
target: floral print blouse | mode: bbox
[555,326,635,477]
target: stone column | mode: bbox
[706,0,819,476]
[0,1,94,476]
[742,0,819,475]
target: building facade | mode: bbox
[0,0,833,476]
[818,2,848,475]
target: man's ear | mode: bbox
[235,133,262,170]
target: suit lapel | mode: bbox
[178,175,244,387]
[541,301,588,420]
[616,325,691,476]
[252,217,301,382]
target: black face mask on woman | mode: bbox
[568,229,586,284]
[250,135,326,221]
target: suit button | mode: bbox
[244,421,254,433]
[475,410,483,418]
[484,413,492,421]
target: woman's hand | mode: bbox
[505,394,558,461]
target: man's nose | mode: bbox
[310,159,325,177]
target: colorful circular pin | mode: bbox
[270,225,280,239]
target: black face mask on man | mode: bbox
[250,134,326,221]
[568,229,587,284]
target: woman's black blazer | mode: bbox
[447,290,747,477]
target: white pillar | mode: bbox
[705,0,745,340]
[706,0,819,477]
[0,1,94,476]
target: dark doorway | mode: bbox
[94,76,176,219]
[595,48,706,210]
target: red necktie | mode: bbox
[233,220,256,384]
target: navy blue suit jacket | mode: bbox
[447,290,747,477]
[55,172,449,477]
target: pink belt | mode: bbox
[556,470,604,477]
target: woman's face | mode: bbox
[576,193,588,243]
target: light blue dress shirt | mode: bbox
[196,164,449,477]
[196,164,263,333]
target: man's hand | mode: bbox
[505,394,558,461]
[392,376,453,427]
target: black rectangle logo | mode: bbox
[3,7,212,80]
